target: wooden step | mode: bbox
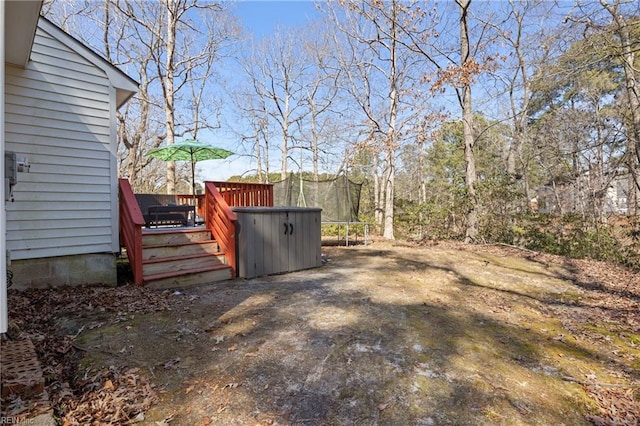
[142,240,220,261]
[144,264,233,289]
[143,252,227,276]
[141,228,212,246]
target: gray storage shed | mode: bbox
[233,207,322,279]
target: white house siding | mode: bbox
[4,23,117,267]
[1,0,7,333]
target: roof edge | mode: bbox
[37,16,138,108]
[5,0,43,67]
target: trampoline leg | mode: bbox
[346,223,349,247]
[365,223,368,246]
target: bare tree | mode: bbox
[239,30,312,181]
[327,0,423,240]
[113,0,235,193]
[184,13,238,139]
[392,0,499,242]
[232,74,272,183]
[456,0,479,242]
[302,24,342,181]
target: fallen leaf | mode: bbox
[223,382,240,389]
[130,412,145,423]
[378,403,389,411]
[163,357,181,369]
[156,413,174,425]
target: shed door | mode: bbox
[253,210,288,277]
[287,210,321,271]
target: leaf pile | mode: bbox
[585,386,640,426]
[4,285,179,422]
[59,367,157,425]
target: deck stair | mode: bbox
[140,227,233,289]
[119,179,274,287]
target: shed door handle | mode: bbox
[284,222,289,235]
[289,223,294,235]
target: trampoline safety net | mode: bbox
[273,175,363,222]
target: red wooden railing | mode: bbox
[118,178,145,285]
[176,194,205,217]
[208,181,273,207]
[204,182,238,277]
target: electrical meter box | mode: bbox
[5,151,17,186]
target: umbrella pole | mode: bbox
[191,159,197,225]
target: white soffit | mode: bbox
[5,1,42,67]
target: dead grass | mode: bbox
[5,241,640,425]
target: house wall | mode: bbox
[4,21,118,287]
[1,0,7,332]
[9,253,116,290]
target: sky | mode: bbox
[198,1,321,182]
[233,0,320,39]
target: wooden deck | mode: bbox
[118,179,273,288]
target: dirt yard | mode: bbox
[4,241,640,425]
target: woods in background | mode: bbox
[43,0,640,266]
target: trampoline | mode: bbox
[273,174,368,246]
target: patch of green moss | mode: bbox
[77,354,101,370]
[483,408,504,421]
[546,291,582,303]
[583,324,640,362]
[626,333,640,346]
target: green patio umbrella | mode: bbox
[146,139,234,199]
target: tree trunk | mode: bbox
[505,1,531,186]
[373,154,383,227]
[382,1,399,240]
[383,149,396,239]
[458,0,478,243]
[255,127,263,183]
[310,106,319,182]
[418,136,426,239]
[165,0,176,194]
[281,124,288,181]
[263,126,270,183]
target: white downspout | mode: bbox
[0,0,7,334]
